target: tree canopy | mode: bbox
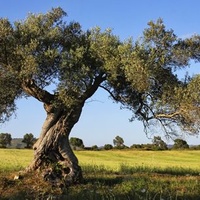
[173,138,189,149]
[0,8,199,138]
[113,135,125,148]
[0,133,12,148]
[22,133,36,148]
[152,136,168,150]
[69,137,84,149]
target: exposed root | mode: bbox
[41,161,83,187]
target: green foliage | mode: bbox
[69,137,84,150]
[190,145,200,150]
[173,138,189,149]
[0,133,12,148]
[152,136,168,150]
[103,144,113,150]
[22,133,36,148]
[0,8,199,138]
[91,145,99,151]
[130,144,142,149]
[113,135,125,149]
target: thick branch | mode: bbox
[154,112,181,120]
[82,74,106,101]
[22,79,55,104]
[138,108,181,122]
[99,85,118,101]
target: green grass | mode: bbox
[76,150,200,171]
[0,149,200,199]
[0,149,32,173]
[1,149,200,173]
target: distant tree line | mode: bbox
[69,135,200,151]
[0,132,200,150]
[0,133,36,148]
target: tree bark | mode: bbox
[21,75,106,186]
[26,102,84,186]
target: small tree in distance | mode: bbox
[22,133,36,149]
[69,137,84,150]
[0,133,12,148]
[113,136,125,149]
[104,144,113,150]
[152,136,168,150]
[172,139,189,149]
[91,145,99,151]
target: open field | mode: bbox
[77,150,200,171]
[0,149,200,199]
[1,149,200,172]
[1,149,200,175]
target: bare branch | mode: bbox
[155,112,181,120]
[99,85,118,101]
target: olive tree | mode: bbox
[0,133,12,148]
[22,133,36,148]
[152,136,168,150]
[0,8,199,185]
[173,139,189,149]
[104,144,113,150]
[69,137,84,150]
[113,135,125,149]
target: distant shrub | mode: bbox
[91,145,99,151]
[0,133,12,148]
[104,144,113,150]
[130,144,142,149]
[172,139,189,149]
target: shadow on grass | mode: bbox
[1,165,200,200]
[84,175,124,186]
[119,163,200,176]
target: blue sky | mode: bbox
[0,0,200,146]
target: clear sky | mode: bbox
[0,0,200,146]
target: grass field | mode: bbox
[0,149,200,199]
[77,150,200,171]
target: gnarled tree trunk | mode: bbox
[26,102,84,186]
[21,75,106,186]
